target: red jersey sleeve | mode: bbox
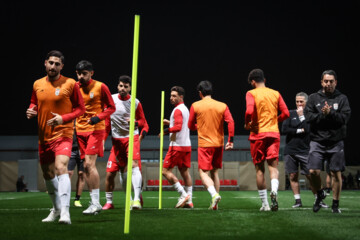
[62,83,85,123]
[168,109,183,133]
[188,105,197,131]
[135,102,146,129]
[277,94,290,122]
[140,118,149,137]
[97,83,115,120]
[29,89,38,110]
[245,91,255,124]
[224,106,235,142]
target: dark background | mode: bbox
[1,1,358,165]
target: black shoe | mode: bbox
[332,200,341,213]
[332,207,341,213]
[326,188,331,196]
[313,189,326,213]
[292,199,302,208]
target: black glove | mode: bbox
[90,116,101,125]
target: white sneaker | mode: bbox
[59,210,71,224]
[175,194,190,208]
[260,204,271,211]
[42,208,60,222]
[83,203,102,215]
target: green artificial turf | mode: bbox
[0,190,359,240]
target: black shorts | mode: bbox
[308,141,345,172]
[284,154,309,175]
[68,148,84,172]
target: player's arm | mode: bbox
[89,84,115,125]
[139,118,149,142]
[26,89,38,119]
[224,106,234,150]
[135,102,146,129]
[277,94,290,122]
[61,83,85,123]
[244,92,255,130]
[164,109,183,134]
[187,105,197,131]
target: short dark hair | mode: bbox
[46,50,65,64]
[197,80,213,96]
[171,86,185,97]
[119,75,131,86]
[248,68,265,83]
[321,70,337,81]
[76,60,93,71]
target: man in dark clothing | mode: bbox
[304,70,351,214]
[282,92,328,208]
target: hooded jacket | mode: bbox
[304,89,351,144]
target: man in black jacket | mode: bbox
[304,70,351,213]
[282,92,327,208]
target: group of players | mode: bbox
[26,50,351,225]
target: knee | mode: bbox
[289,173,298,182]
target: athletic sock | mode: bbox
[45,177,61,211]
[105,192,113,204]
[132,167,142,201]
[207,186,217,197]
[58,174,71,208]
[294,194,301,200]
[91,189,100,205]
[75,195,81,201]
[271,179,279,193]
[184,186,193,203]
[258,189,269,206]
[173,182,187,197]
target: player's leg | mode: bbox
[103,171,117,210]
[285,155,301,207]
[329,142,345,213]
[131,159,142,209]
[102,149,119,210]
[54,154,71,224]
[308,141,327,212]
[41,161,61,222]
[74,170,85,207]
[162,150,189,208]
[255,161,270,211]
[82,154,102,215]
[180,166,193,208]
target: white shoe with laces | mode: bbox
[83,202,102,215]
[59,210,71,224]
[42,208,60,222]
[260,204,271,211]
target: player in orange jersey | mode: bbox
[188,80,234,210]
[245,69,289,212]
[26,50,85,224]
[74,60,115,215]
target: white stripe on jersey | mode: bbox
[111,94,139,138]
[169,103,191,147]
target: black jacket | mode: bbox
[282,109,310,155]
[304,89,351,144]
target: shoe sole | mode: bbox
[83,210,101,215]
[175,195,190,208]
[270,193,278,211]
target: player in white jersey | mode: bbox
[161,86,193,208]
[102,75,148,210]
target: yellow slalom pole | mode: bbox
[124,14,140,234]
[159,91,165,209]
